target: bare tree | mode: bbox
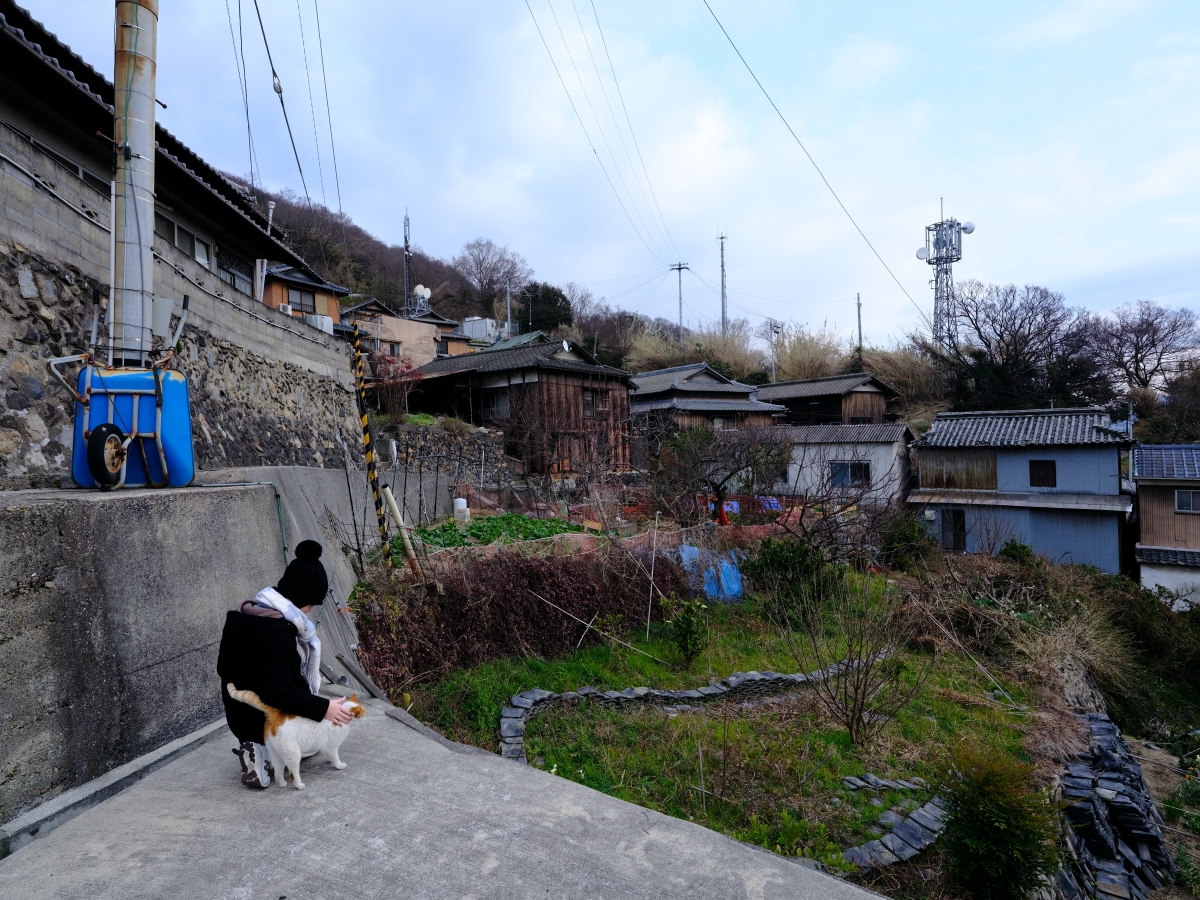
[770,576,927,746]
[1094,300,1198,391]
[452,238,533,306]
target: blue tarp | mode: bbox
[679,544,744,601]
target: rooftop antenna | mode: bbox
[916,203,974,351]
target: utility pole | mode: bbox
[403,211,412,316]
[856,293,863,366]
[669,262,689,351]
[769,319,782,383]
[505,279,512,339]
[718,230,728,338]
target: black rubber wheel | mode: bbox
[86,422,126,488]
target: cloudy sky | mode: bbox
[35,0,1200,346]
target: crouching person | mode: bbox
[217,539,353,788]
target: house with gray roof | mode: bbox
[769,423,914,506]
[908,408,1134,573]
[1133,445,1200,600]
[630,363,784,432]
[411,340,633,475]
[755,373,898,425]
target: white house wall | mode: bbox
[772,440,907,504]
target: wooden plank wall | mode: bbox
[919,448,998,490]
[841,392,885,424]
[1140,485,1200,548]
[535,372,631,475]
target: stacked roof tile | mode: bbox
[913,409,1131,448]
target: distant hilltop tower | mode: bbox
[916,209,974,350]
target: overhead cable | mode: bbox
[570,0,679,260]
[225,0,260,191]
[311,0,350,264]
[544,0,670,264]
[295,0,327,205]
[700,1,930,327]
[250,0,311,202]
[525,0,668,266]
[589,0,682,260]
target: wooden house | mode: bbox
[908,408,1133,573]
[340,298,442,368]
[770,423,913,505]
[412,340,633,475]
[1133,445,1200,600]
[262,264,348,331]
[755,373,898,425]
[629,363,784,431]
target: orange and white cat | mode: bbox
[226,683,365,790]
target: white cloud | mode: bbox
[1000,0,1144,50]
[824,35,901,89]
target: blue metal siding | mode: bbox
[1030,509,1121,573]
[962,506,1031,553]
[996,448,1119,495]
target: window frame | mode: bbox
[582,388,597,419]
[1029,459,1057,488]
[829,460,871,489]
[288,288,316,314]
[483,388,511,420]
[1177,490,1200,514]
[155,210,211,270]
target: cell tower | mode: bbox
[402,211,413,317]
[916,211,974,350]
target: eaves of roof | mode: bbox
[771,423,914,444]
[1136,544,1200,567]
[912,408,1133,448]
[907,489,1132,514]
[1133,445,1200,481]
[266,264,350,296]
[630,398,785,414]
[755,372,898,401]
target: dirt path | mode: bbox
[1130,739,1193,898]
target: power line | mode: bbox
[225,0,261,190]
[311,0,350,264]
[525,0,668,266]
[691,270,848,305]
[544,0,670,264]
[250,0,311,202]
[295,0,327,205]
[589,0,682,261]
[570,0,679,261]
[700,0,930,327]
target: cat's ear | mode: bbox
[350,693,358,703]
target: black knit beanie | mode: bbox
[276,540,328,607]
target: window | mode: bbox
[942,508,966,552]
[217,250,254,296]
[850,416,871,425]
[155,211,211,269]
[582,389,598,418]
[1177,490,1200,513]
[1029,459,1057,488]
[288,288,316,314]
[436,340,449,356]
[389,342,401,357]
[712,416,733,431]
[830,461,871,488]
[483,388,510,420]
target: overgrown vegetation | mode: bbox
[665,595,709,667]
[409,512,583,550]
[939,742,1061,900]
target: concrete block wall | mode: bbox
[0,132,363,485]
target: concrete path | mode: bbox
[0,697,878,900]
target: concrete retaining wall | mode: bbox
[0,466,374,825]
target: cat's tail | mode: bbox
[226,683,271,715]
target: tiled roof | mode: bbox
[912,409,1132,448]
[266,264,350,296]
[417,342,630,380]
[631,398,785,414]
[482,331,549,352]
[772,423,913,444]
[1135,545,1200,566]
[755,373,897,401]
[1134,445,1200,481]
[631,363,749,396]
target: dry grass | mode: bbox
[626,320,766,380]
[774,323,848,381]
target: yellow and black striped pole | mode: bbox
[352,325,390,566]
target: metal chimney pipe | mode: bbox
[113,0,158,366]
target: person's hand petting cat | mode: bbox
[323,698,354,726]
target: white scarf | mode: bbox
[249,587,321,694]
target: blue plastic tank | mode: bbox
[71,366,195,488]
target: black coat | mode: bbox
[217,611,330,745]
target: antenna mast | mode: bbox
[403,211,412,316]
[856,293,863,366]
[670,263,689,351]
[917,207,975,351]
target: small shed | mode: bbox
[908,408,1133,572]
[1133,445,1200,600]
[755,373,898,425]
[770,423,913,505]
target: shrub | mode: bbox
[940,742,1060,900]
[744,812,854,872]
[878,508,936,573]
[998,538,1039,566]
[666,595,708,667]
[743,537,835,623]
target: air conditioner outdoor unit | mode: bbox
[279,303,293,315]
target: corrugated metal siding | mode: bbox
[1139,486,1200,549]
[919,449,997,490]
